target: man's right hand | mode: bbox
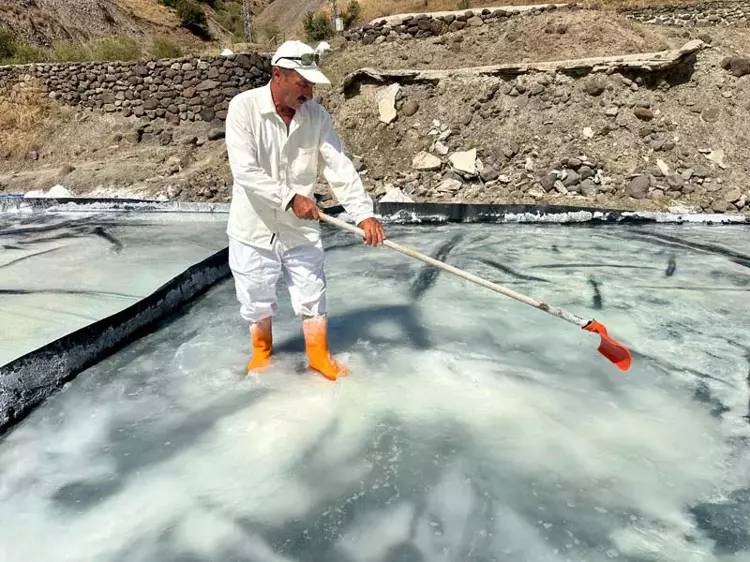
[290,194,319,221]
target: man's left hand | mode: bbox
[358,217,385,247]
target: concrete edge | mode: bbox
[2,197,747,224]
[376,202,750,224]
[0,248,230,435]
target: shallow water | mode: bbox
[0,212,227,365]
[1,223,749,562]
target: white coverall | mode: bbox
[225,83,374,323]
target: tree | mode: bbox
[242,0,253,42]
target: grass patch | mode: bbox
[150,37,184,58]
[0,35,146,65]
[0,79,70,159]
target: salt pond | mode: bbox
[1,222,748,562]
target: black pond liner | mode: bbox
[1,197,747,434]
[0,248,229,434]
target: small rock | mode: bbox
[379,186,414,203]
[528,187,546,199]
[540,171,557,191]
[467,16,484,26]
[627,175,650,199]
[208,128,225,141]
[480,165,500,182]
[724,188,742,203]
[435,178,462,193]
[656,159,670,176]
[503,142,520,159]
[166,155,182,175]
[582,76,607,96]
[401,99,419,116]
[693,165,711,178]
[580,179,598,197]
[566,158,582,169]
[701,107,721,123]
[721,56,750,77]
[413,151,442,170]
[433,141,449,156]
[377,83,401,124]
[711,199,729,213]
[449,149,477,175]
[562,169,580,187]
[706,149,727,169]
[633,107,655,121]
[529,83,545,96]
[582,127,594,139]
[579,166,594,180]
[605,107,619,117]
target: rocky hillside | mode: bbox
[320,7,750,214]
[0,0,270,49]
[1,4,749,215]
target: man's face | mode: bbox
[274,68,314,111]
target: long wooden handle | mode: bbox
[318,212,587,328]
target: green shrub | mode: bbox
[0,27,15,60]
[50,41,91,62]
[90,36,142,61]
[341,0,361,29]
[6,41,47,64]
[213,1,245,41]
[177,0,211,38]
[303,11,332,42]
[150,37,183,58]
[456,0,470,9]
[257,23,283,45]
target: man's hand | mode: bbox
[358,217,385,247]
[290,194,319,220]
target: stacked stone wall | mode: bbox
[0,53,272,124]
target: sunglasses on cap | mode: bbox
[276,53,321,67]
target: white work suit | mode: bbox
[225,83,374,323]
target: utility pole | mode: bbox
[330,0,343,33]
[242,0,252,43]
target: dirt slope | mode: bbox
[1,6,748,215]
[0,0,271,48]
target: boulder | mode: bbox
[627,175,650,199]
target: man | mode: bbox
[225,40,385,381]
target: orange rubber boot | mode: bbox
[247,317,272,371]
[303,316,348,381]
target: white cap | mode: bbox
[271,40,331,85]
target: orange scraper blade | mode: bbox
[582,320,632,372]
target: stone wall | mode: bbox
[344,5,578,44]
[623,0,750,27]
[0,53,271,124]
